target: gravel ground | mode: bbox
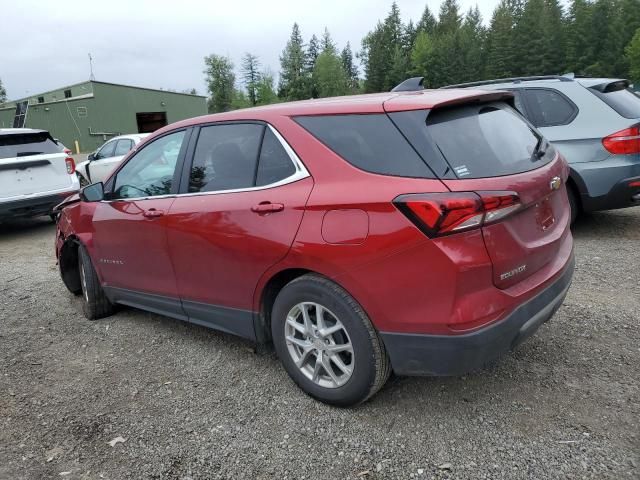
[1,208,638,480]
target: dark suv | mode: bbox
[56,89,574,406]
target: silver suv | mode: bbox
[443,75,640,222]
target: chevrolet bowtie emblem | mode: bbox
[550,176,561,191]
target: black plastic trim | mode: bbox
[102,286,257,341]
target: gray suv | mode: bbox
[442,75,640,222]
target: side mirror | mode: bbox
[80,182,104,202]
[87,152,96,161]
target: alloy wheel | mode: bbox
[284,302,354,389]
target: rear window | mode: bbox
[0,132,60,159]
[294,114,434,178]
[590,87,640,119]
[425,103,550,179]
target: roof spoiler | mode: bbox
[589,79,630,93]
[391,77,424,92]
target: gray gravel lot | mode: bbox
[1,209,638,479]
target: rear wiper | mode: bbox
[531,138,547,161]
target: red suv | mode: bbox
[55,89,574,406]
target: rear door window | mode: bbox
[0,132,60,159]
[522,88,578,127]
[188,124,263,193]
[114,139,134,156]
[424,103,550,179]
[294,114,434,178]
[589,87,640,119]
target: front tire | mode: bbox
[271,274,391,406]
[78,245,114,320]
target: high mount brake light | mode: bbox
[602,125,640,155]
[394,191,521,238]
[65,157,76,174]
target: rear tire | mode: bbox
[567,185,579,225]
[271,274,391,407]
[78,245,114,320]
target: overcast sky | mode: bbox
[2,0,505,100]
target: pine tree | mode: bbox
[241,53,261,106]
[484,1,517,78]
[256,70,279,105]
[0,78,6,104]
[416,5,437,35]
[203,54,235,113]
[513,0,547,75]
[361,2,405,92]
[437,0,463,35]
[541,0,566,74]
[279,23,309,100]
[586,0,624,77]
[411,31,435,86]
[341,42,360,92]
[321,28,336,54]
[460,6,486,82]
[314,50,349,97]
[626,28,640,80]
[566,0,594,74]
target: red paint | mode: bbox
[57,89,573,338]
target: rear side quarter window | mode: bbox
[521,88,578,127]
[294,114,434,178]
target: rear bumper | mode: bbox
[0,191,77,219]
[380,252,575,376]
[581,175,640,212]
[571,155,640,212]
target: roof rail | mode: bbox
[391,77,425,92]
[440,75,574,89]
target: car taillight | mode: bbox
[65,157,75,174]
[602,125,640,155]
[394,191,522,238]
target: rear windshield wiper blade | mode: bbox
[531,137,547,162]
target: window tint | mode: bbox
[590,87,640,119]
[295,114,432,178]
[425,103,550,179]
[113,130,185,199]
[97,141,116,159]
[189,124,263,193]
[0,132,60,159]
[114,139,133,156]
[523,89,577,127]
[256,129,296,186]
[64,89,72,99]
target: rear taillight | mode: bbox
[394,191,522,238]
[65,157,75,174]
[602,126,640,155]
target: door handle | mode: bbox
[251,202,284,214]
[143,208,164,218]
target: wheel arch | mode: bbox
[59,235,82,294]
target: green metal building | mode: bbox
[0,80,207,152]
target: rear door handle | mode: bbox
[251,202,284,214]
[143,208,164,218]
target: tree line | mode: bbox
[202,0,640,112]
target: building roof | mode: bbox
[6,79,206,104]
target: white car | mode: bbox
[0,128,80,221]
[76,134,150,185]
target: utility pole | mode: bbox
[88,53,95,81]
